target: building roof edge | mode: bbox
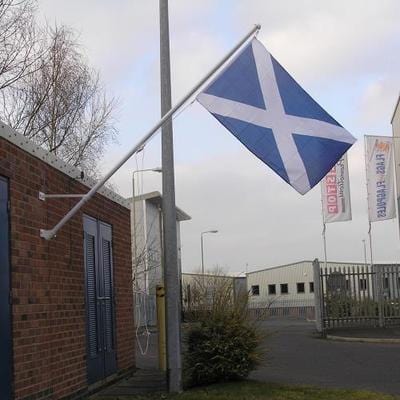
[0,122,130,209]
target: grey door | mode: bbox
[0,177,11,399]
[83,215,116,384]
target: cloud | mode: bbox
[35,1,400,273]
[358,78,400,131]
[146,139,398,273]
[232,0,400,83]
[37,0,158,79]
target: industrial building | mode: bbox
[247,260,370,319]
[392,94,400,216]
[131,191,191,326]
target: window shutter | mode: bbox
[84,216,117,383]
[85,233,98,358]
[102,237,114,351]
[84,215,103,384]
[99,222,117,377]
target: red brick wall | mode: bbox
[0,137,135,400]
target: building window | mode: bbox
[251,285,260,296]
[383,277,389,289]
[296,282,305,293]
[309,282,314,293]
[359,278,367,291]
[268,284,276,295]
[280,283,288,294]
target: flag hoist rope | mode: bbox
[40,24,261,240]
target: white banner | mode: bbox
[365,136,396,222]
[321,153,352,223]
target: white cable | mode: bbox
[131,102,196,357]
[134,289,151,356]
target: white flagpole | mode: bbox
[40,24,261,240]
[320,184,328,269]
[368,221,374,266]
[322,222,328,269]
[364,135,385,326]
[364,135,374,267]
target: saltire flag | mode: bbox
[197,38,356,195]
[321,153,352,223]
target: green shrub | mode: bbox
[185,316,260,386]
[183,271,262,387]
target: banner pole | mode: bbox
[322,222,328,269]
[320,184,328,269]
[40,24,261,240]
[364,135,383,323]
[368,221,374,267]
[364,134,373,267]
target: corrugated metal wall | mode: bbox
[247,261,368,309]
[391,96,400,235]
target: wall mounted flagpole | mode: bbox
[39,24,261,240]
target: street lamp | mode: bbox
[200,230,218,275]
[132,167,163,198]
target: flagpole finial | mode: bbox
[255,24,261,31]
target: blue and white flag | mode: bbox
[197,38,356,195]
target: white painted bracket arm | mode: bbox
[38,191,86,201]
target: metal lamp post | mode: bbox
[200,230,218,275]
[132,167,162,197]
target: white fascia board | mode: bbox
[0,122,130,209]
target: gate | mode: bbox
[313,260,400,331]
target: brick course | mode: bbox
[0,137,135,400]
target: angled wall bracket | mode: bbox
[38,191,85,201]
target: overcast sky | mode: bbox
[38,0,400,274]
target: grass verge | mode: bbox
[91,380,398,400]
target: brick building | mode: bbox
[0,123,135,399]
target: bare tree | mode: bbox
[2,25,117,176]
[0,0,40,90]
[182,268,243,321]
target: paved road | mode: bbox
[250,318,400,395]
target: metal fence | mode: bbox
[248,299,315,320]
[313,260,400,331]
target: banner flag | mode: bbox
[321,153,352,223]
[197,38,356,195]
[365,136,396,222]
